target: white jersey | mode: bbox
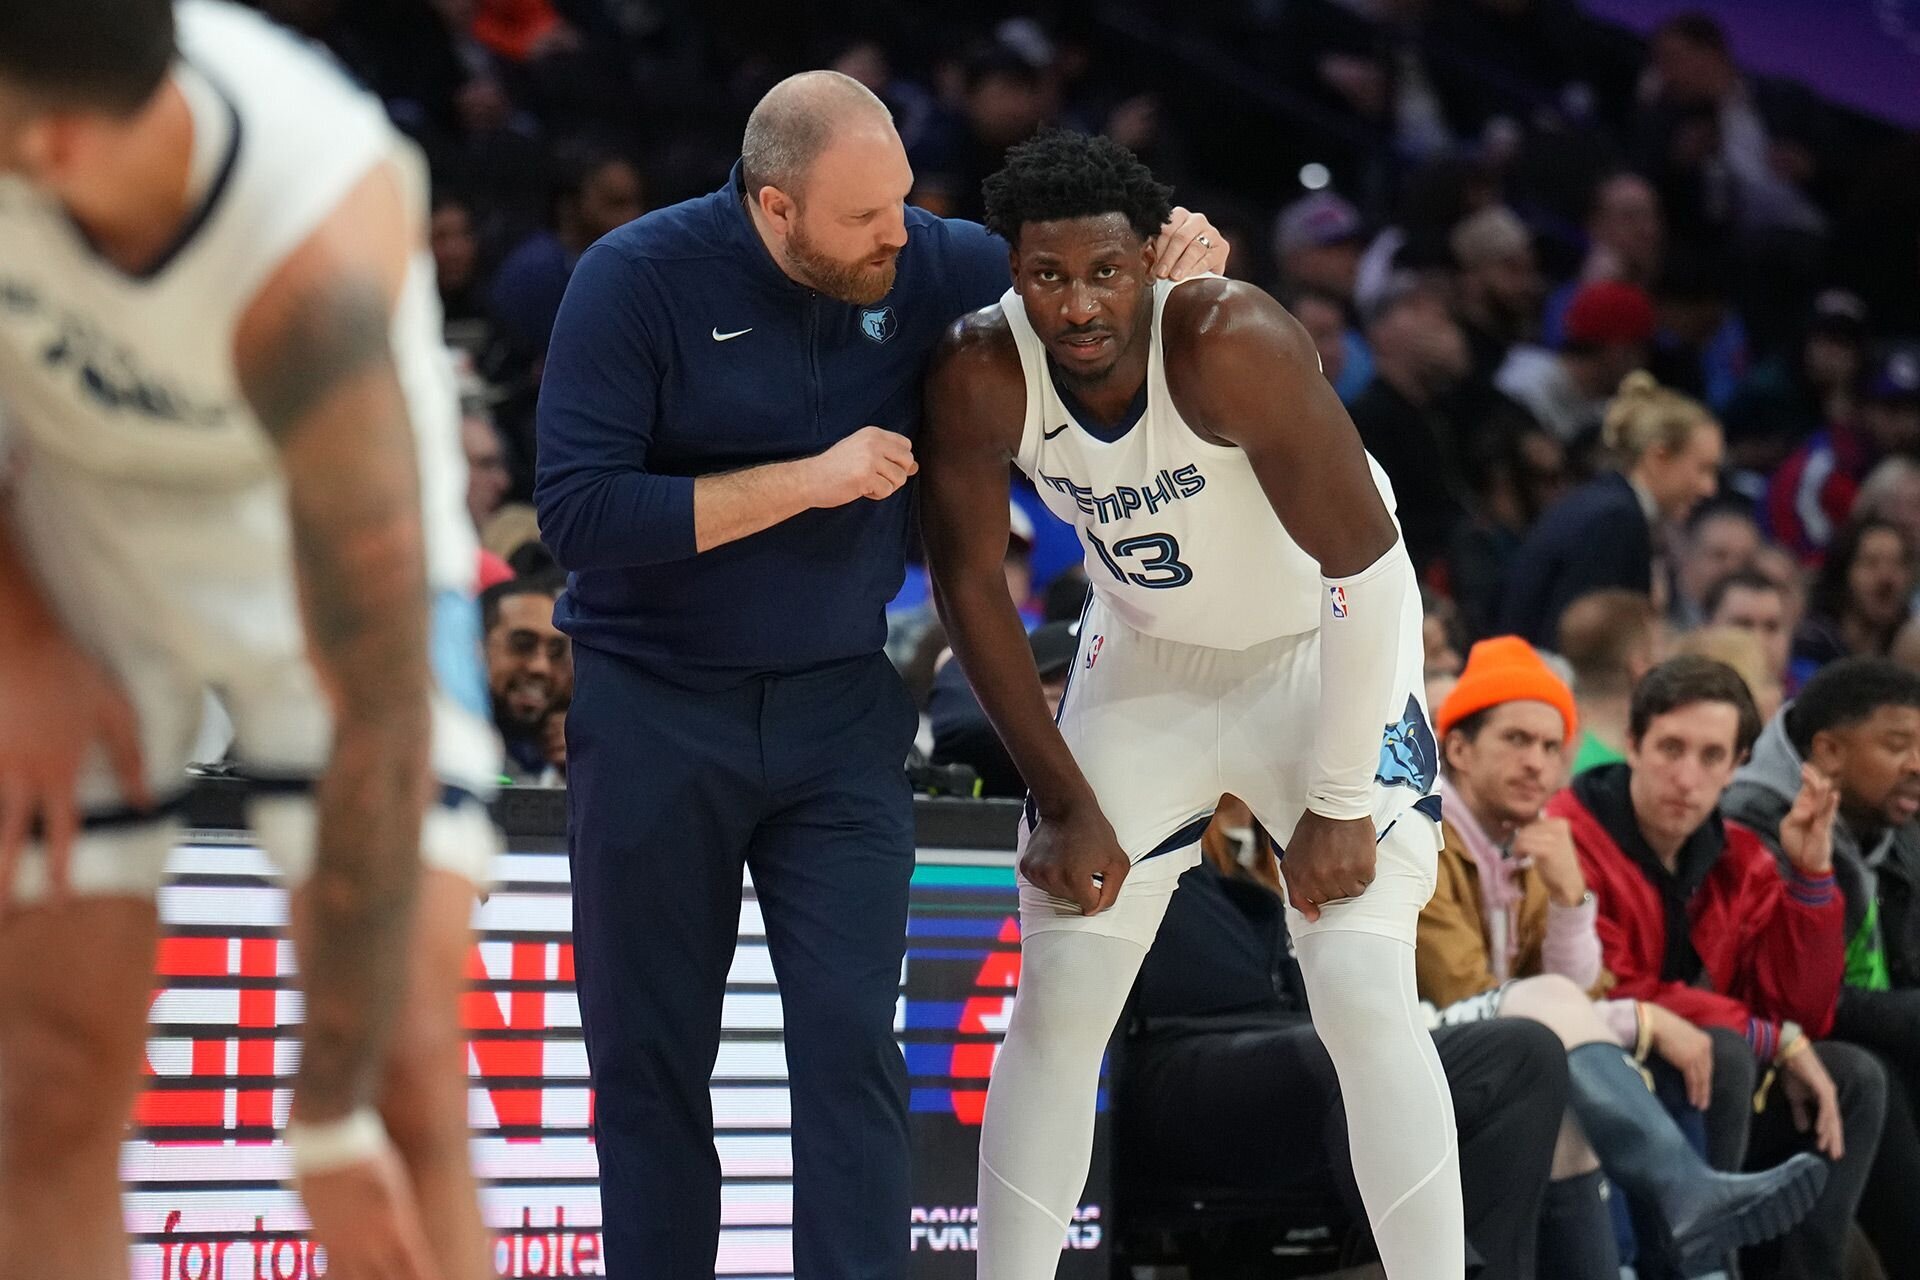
[0,0,474,601]
[1006,276,1399,651]
[0,0,498,903]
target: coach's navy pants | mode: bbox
[566,645,918,1280]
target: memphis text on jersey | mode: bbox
[1035,463,1207,525]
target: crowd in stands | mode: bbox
[245,0,1920,1275]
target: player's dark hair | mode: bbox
[1786,657,1920,756]
[1629,655,1762,756]
[982,129,1173,245]
[1703,567,1781,620]
[481,570,566,633]
[0,0,175,115]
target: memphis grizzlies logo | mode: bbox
[861,306,897,344]
[1376,694,1438,797]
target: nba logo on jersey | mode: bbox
[1329,585,1349,618]
[860,306,897,344]
[1085,635,1105,668]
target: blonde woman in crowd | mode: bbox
[1500,373,1724,647]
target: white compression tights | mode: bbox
[976,922,1462,1280]
[1294,927,1464,1280]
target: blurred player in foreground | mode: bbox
[0,2,500,1277]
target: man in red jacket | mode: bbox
[1551,655,1888,1280]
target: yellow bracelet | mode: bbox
[1777,1032,1812,1064]
[1633,1002,1654,1063]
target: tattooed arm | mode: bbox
[233,164,432,1127]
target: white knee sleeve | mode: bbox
[977,929,1150,1280]
[1295,928,1465,1280]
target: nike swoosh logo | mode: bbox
[1042,422,1072,440]
[712,327,753,342]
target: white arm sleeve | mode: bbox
[1307,537,1419,821]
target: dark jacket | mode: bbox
[1498,472,1653,647]
[1724,709,1920,991]
[535,163,1008,680]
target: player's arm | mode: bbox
[535,246,914,569]
[1165,280,1415,920]
[233,164,436,1277]
[920,315,1128,914]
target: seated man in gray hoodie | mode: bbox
[1723,656,1920,1277]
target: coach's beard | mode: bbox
[785,225,898,306]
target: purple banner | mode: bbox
[1582,0,1920,129]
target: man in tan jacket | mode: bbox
[1420,638,1825,1279]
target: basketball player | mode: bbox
[0,4,499,1279]
[920,131,1463,1278]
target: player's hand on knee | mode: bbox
[1022,804,1129,916]
[296,1141,441,1280]
[1280,810,1377,923]
[805,425,918,507]
[0,625,148,904]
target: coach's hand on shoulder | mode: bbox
[1150,207,1232,280]
[804,426,917,508]
[298,1145,440,1280]
[1023,802,1130,916]
[0,620,147,904]
[1282,810,1377,923]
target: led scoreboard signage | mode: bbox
[126,809,1107,1280]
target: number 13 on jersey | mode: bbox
[1085,528,1193,589]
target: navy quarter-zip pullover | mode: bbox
[534,164,1009,678]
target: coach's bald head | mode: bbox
[741,71,911,305]
[742,71,895,201]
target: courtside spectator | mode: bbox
[481,573,571,782]
[1423,638,1825,1277]
[1726,657,1920,1274]
[1553,656,1885,1280]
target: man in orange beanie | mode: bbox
[1424,636,1593,1012]
[1420,638,1827,1279]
